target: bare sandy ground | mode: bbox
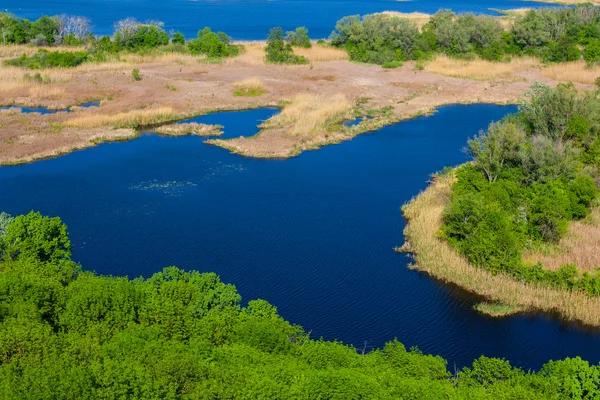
[0,48,593,165]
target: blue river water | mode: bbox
[1,105,599,370]
[2,0,557,40]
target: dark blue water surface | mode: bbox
[3,0,558,40]
[1,105,600,371]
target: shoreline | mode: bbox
[400,172,600,328]
[0,43,597,165]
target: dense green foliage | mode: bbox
[0,211,599,398]
[330,5,600,65]
[4,49,89,68]
[266,27,309,64]
[442,83,600,294]
[0,13,60,45]
[330,14,419,64]
[286,26,312,48]
[187,27,239,58]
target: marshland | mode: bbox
[3,2,600,398]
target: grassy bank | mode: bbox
[400,172,600,326]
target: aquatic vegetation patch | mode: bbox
[129,179,198,196]
[155,122,223,136]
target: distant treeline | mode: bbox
[4,6,600,68]
[330,6,600,64]
[1,210,600,398]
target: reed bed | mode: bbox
[541,61,600,85]
[424,55,540,81]
[265,93,353,137]
[401,173,600,326]
[525,208,600,272]
[0,67,72,98]
[155,122,223,136]
[232,77,267,96]
[227,43,267,66]
[121,53,200,65]
[64,107,179,129]
[0,44,85,58]
[294,45,349,62]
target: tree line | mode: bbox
[4,6,600,68]
[330,5,600,65]
[0,210,598,398]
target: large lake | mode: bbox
[1,105,599,370]
[2,0,556,40]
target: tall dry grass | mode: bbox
[0,44,86,58]
[541,61,600,85]
[121,53,200,65]
[265,93,353,137]
[525,209,600,272]
[233,77,266,96]
[227,43,267,66]
[0,68,71,101]
[64,107,179,129]
[294,45,349,62]
[401,173,600,327]
[424,55,540,81]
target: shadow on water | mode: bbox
[1,105,599,371]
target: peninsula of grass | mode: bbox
[401,83,600,326]
[154,122,223,136]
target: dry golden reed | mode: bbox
[541,61,600,85]
[265,93,353,137]
[401,173,600,327]
[64,107,179,128]
[294,45,349,62]
[155,122,223,136]
[424,55,539,81]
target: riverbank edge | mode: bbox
[0,104,277,166]
[400,171,600,327]
[205,99,517,159]
[1,99,515,166]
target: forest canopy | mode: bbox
[0,211,599,398]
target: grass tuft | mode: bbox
[233,77,267,97]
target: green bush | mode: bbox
[171,31,185,45]
[286,26,312,48]
[266,27,309,65]
[5,49,88,69]
[131,68,142,81]
[382,60,402,68]
[188,27,239,58]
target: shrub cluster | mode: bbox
[330,5,600,64]
[266,27,309,64]
[1,211,600,398]
[442,83,600,295]
[187,27,240,58]
[0,13,91,46]
[5,49,89,68]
